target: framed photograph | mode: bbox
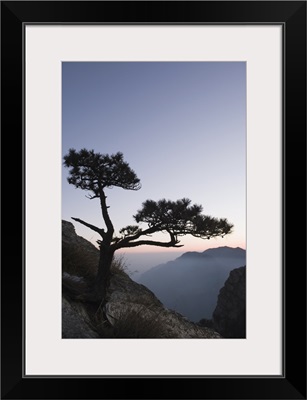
[1,1,306,399]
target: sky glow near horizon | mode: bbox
[62,62,246,257]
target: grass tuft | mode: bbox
[91,307,168,338]
[110,254,129,276]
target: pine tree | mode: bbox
[64,148,233,303]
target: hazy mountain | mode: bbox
[136,246,246,322]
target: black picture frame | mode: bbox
[1,1,306,399]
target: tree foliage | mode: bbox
[63,148,141,198]
[134,198,232,240]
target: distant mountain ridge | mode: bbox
[182,246,245,257]
[136,246,246,322]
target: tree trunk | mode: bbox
[94,247,114,303]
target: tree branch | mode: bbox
[71,217,105,238]
[85,194,99,200]
[115,239,183,249]
[114,227,182,249]
[117,224,163,246]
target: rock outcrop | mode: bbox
[62,220,221,339]
[62,220,99,279]
[212,266,246,338]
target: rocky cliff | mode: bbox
[212,266,246,338]
[62,220,221,339]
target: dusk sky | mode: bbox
[62,62,246,267]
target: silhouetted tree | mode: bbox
[64,148,234,303]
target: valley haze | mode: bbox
[136,246,246,322]
[118,247,246,279]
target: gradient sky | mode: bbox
[62,62,246,259]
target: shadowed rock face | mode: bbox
[62,220,221,339]
[212,266,246,338]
